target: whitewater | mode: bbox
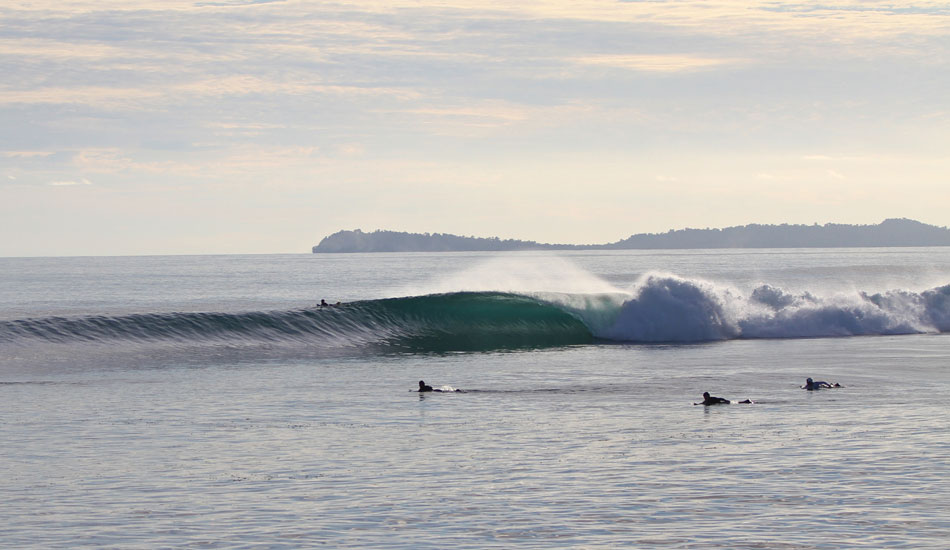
[2,248,949,549]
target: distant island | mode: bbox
[312,218,950,253]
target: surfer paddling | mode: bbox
[694,391,752,406]
[417,380,463,393]
[802,377,841,390]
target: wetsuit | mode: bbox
[803,378,838,390]
[701,392,730,405]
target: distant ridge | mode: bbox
[604,218,950,249]
[312,229,576,253]
[312,219,950,253]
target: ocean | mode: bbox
[1,248,949,549]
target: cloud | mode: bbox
[0,79,419,109]
[403,103,529,126]
[572,54,743,73]
[171,76,385,99]
[195,0,287,7]
[0,86,163,109]
[826,169,846,180]
[2,1,944,116]
[49,178,92,186]
[205,122,286,130]
[69,145,327,178]
[803,154,893,162]
[0,38,131,61]
[3,151,54,158]
[337,143,365,156]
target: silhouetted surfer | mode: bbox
[417,380,462,393]
[696,392,730,405]
[320,299,328,307]
[802,377,841,390]
[695,392,753,405]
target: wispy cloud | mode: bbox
[195,0,288,7]
[49,178,92,186]
[404,104,529,125]
[71,145,326,177]
[3,151,54,158]
[826,169,847,180]
[573,54,743,73]
[803,154,892,162]
[0,86,163,108]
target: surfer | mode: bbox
[696,392,730,405]
[417,380,463,393]
[694,392,753,405]
[320,299,328,307]
[802,377,841,390]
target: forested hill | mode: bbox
[312,229,578,253]
[605,218,950,249]
[312,219,950,253]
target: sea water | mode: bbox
[1,249,949,549]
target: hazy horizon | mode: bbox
[2,1,949,257]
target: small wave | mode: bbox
[0,380,66,386]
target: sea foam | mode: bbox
[590,272,950,342]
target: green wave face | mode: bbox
[361,292,595,352]
[0,292,596,354]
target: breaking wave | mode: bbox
[599,275,950,342]
[2,276,949,352]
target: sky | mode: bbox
[1,0,949,256]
